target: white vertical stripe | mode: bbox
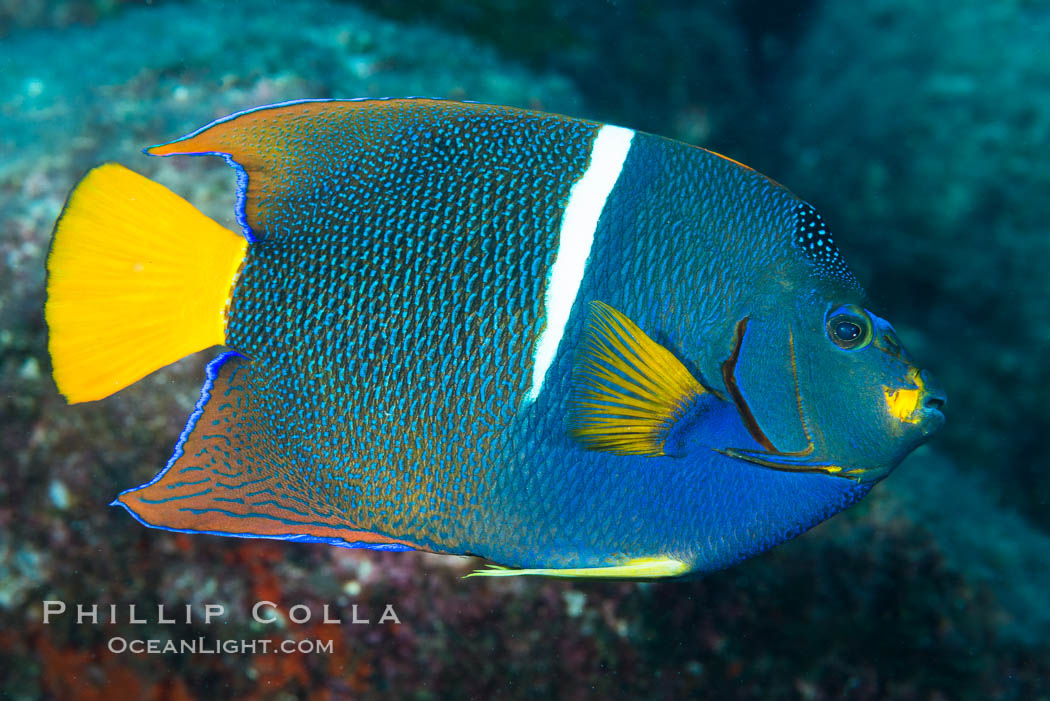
[525,124,635,403]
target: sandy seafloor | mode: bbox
[1,1,1049,698]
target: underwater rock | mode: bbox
[769,0,1050,533]
[877,449,1050,646]
[352,0,753,140]
[1,0,1049,697]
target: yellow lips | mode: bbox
[883,367,928,424]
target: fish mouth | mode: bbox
[905,371,947,438]
[924,393,946,412]
[916,387,947,433]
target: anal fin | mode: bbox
[114,353,415,551]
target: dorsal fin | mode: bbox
[567,301,706,456]
[146,99,397,241]
[145,98,543,241]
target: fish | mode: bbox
[45,98,946,578]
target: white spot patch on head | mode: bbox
[793,201,856,285]
[525,124,635,403]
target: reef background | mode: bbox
[1,1,1048,698]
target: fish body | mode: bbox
[45,99,945,577]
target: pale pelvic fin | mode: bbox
[568,301,705,456]
[465,556,689,579]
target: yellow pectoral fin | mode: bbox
[567,300,707,457]
[464,557,690,579]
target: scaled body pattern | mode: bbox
[46,99,945,578]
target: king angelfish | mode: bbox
[45,99,946,578]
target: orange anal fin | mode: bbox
[114,353,416,551]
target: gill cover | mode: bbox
[719,314,825,469]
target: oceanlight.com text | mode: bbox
[107,636,335,655]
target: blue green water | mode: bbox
[1,1,1047,698]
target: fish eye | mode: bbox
[834,320,861,341]
[826,305,873,350]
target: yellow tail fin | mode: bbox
[46,164,248,403]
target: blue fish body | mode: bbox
[46,99,944,577]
